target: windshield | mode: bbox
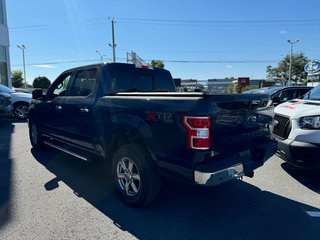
[303,85,320,100]
[0,84,14,94]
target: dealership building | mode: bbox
[0,0,11,87]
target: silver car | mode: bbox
[0,92,13,119]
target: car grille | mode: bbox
[273,114,291,139]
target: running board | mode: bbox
[43,141,89,162]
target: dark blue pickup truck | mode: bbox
[28,63,277,207]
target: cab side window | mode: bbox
[70,69,97,96]
[47,73,72,100]
[53,75,71,96]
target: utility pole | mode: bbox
[287,39,299,86]
[108,18,116,62]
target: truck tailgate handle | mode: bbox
[80,107,90,113]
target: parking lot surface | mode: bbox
[0,120,319,240]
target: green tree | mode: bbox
[33,76,51,89]
[150,60,164,69]
[266,52,309,85]
[11,70,24,88]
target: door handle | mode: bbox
[80,107,90,113]
[55,105,62,111]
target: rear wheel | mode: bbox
[112,143,161,207]
[29,121,44,149]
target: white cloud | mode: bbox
[32,64,56,69]
[280,31,288,36]
[226,65,232,69]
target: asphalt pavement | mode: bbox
[0,120,319,240]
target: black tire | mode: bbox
[112,143,161,207]
[29,121,44,149]
[14,102,29,120]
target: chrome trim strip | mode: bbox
[43,141,88,161]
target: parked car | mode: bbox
[273,84,320,170]
[0,83,32,119]
[0,92,13,120]
[243,86,312,106]
[28,63,277,207]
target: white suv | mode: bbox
[273,85,320,170]
[0,84,32,119]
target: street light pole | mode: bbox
[17,44,27,88]
[287,40,299,86]
[96,50,104,63]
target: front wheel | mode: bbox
[29,121,44,149]
[112,143,161,207]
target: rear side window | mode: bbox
[109,68,153,93]
[110,70,135,92]
[136,74,153,91]
[70,69,97,96]
[107,66,174,93]
[154,70,175,92]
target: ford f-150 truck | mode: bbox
[28,63,277,207]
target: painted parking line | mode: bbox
[306,211,320,217]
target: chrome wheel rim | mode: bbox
[116,157,141,196]
[31,123,38,145]
[15,105,29,119]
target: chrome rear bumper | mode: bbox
[194,163,244,186]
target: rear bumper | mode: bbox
[194,140,277,186]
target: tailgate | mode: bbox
[207,94,274,153]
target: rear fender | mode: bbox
[110,112,153,139]
[103,112,154,160]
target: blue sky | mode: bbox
[7,0,320,84]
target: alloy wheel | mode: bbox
[15,105,29,119]
[116,157,141,196]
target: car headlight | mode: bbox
[299,116,320,129]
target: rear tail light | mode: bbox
[182,116,211,150]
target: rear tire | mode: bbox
[111,143,161,207]
[29,121,44,149]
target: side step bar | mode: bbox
[43,141,89,162]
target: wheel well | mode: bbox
[104,128,151,163]
[13,101,29,108]
[110,128,145,154]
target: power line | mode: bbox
[11,58,277,67]
[10,17,320,32]
[93,16,320,24]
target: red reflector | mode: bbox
[193,138,210,149]
[182,116,211,150]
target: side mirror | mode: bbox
[32,89,43,100]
